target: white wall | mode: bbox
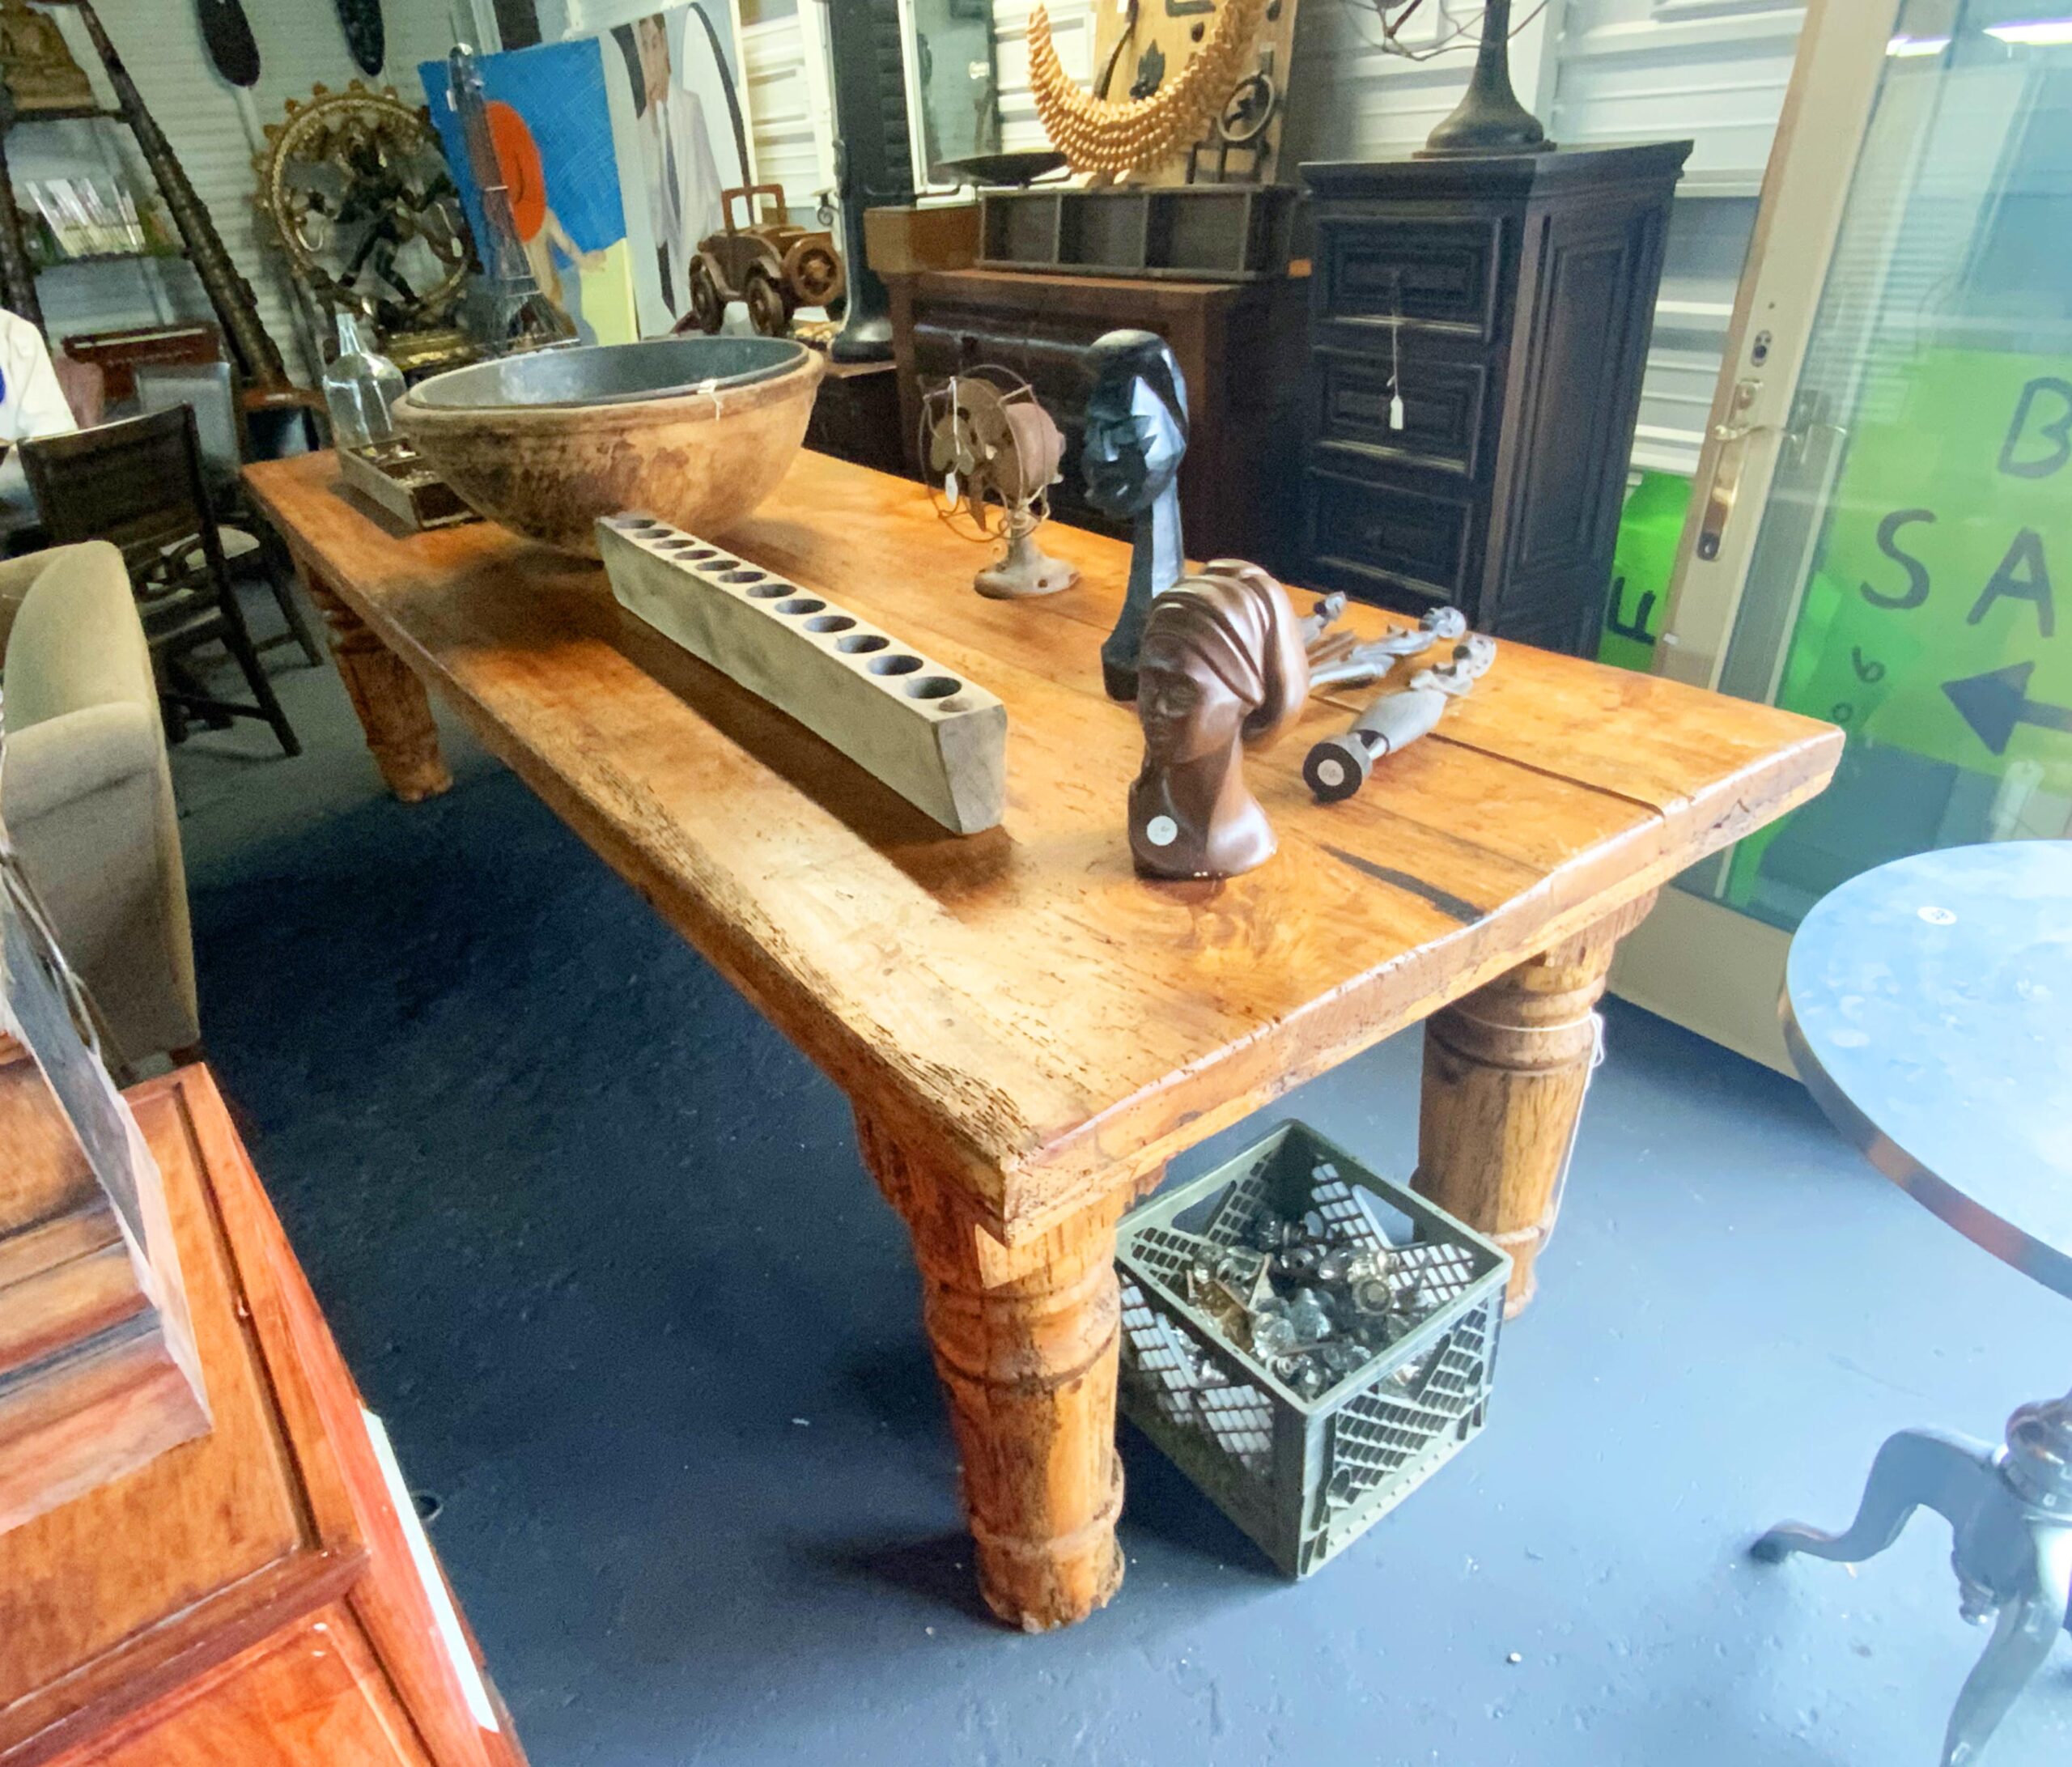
[20,0,1809,438]
[741,4,829,210]
[1553,2,1808,472]
[19,0,456,381]
[1551,0,1806,190]
[990,0,1094,159]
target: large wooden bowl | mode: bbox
[393,337,824,557]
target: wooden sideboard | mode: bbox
[1297,145,1690,655]
[885,265,1307,572]
[0,1066,523,1767]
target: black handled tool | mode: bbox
[1305,635,1496,803]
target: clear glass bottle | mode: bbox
[321,311,405,451]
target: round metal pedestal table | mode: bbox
[1751,842,2072,1767]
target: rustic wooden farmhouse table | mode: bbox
[245,449,1840,1631]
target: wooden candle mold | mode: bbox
[597,513,1008,834]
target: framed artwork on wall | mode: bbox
[420,32,639,344]
[600,4,753,337]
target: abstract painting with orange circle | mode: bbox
[421,34,636,345]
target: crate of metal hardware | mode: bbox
[1116,1120,1510,1578]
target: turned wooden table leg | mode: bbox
[858,1115,1126,1630]
[1415,892,1658,1318]
[301,568,452,803]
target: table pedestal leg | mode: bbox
[1752,1391,2072,1767]
[858,1114,1126,1631]
[301,569,452,804]
[1415,892,1655,1315]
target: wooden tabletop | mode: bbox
[246,450,1839,1238]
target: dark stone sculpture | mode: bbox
[334,0,383,78]
[826,0,915,362]
[1128,563,1309,881]
[1081,329,1188,702]
[1420,0,1552,158]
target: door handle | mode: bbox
[1694,428,1751,562]
[1692,378,1774,562]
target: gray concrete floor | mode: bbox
[169,609,2068,1767]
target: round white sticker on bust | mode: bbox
[1315,756,1346,788]
[1145,814,1178,847]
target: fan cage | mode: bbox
[916,363,1054,543]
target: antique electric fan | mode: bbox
[920,368,1078,601]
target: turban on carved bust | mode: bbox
[1141,563,1308,745]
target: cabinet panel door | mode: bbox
[1317,219,1504,338]
[1506,219,1658,581]
[1305,468,1478,606]
[74,1606,431,1767]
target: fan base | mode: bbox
[974,550,1077,601]
[976,530,1079,601]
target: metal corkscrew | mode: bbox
[1305,634,1497,803]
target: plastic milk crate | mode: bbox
[1115,1121,1510,1578]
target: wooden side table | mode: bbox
[0,1066,524,1767]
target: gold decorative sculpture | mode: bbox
[1028,0,1269,176]
[254,80,476,377]
[0,0,91,114]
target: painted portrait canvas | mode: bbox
[600,4,753,337]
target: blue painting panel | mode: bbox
[421,36,626,257]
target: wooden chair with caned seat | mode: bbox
[134,359,324,668]
[19,408,300,756]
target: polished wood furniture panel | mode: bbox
[244,448,1838,1630]
[0,1066,522,1767]
[800,357,905,478]
[61,325,221,407]
[1299,146,1691,655]
[0,1042,206,1533]
[885,266,1306,570]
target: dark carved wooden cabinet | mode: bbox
[885,268,1306,570]
[1297,145,1689,654]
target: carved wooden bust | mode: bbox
[1128,563,1310,881]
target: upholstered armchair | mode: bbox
[0,542,198,1069]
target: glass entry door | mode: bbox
[1613,0,2072,1066]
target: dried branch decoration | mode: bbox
[1027,0,1271,176]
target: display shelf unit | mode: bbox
[30,246,188,270]
[0,102,194,333]
[0,0,289,400]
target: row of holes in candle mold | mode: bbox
[610,516,966,704]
